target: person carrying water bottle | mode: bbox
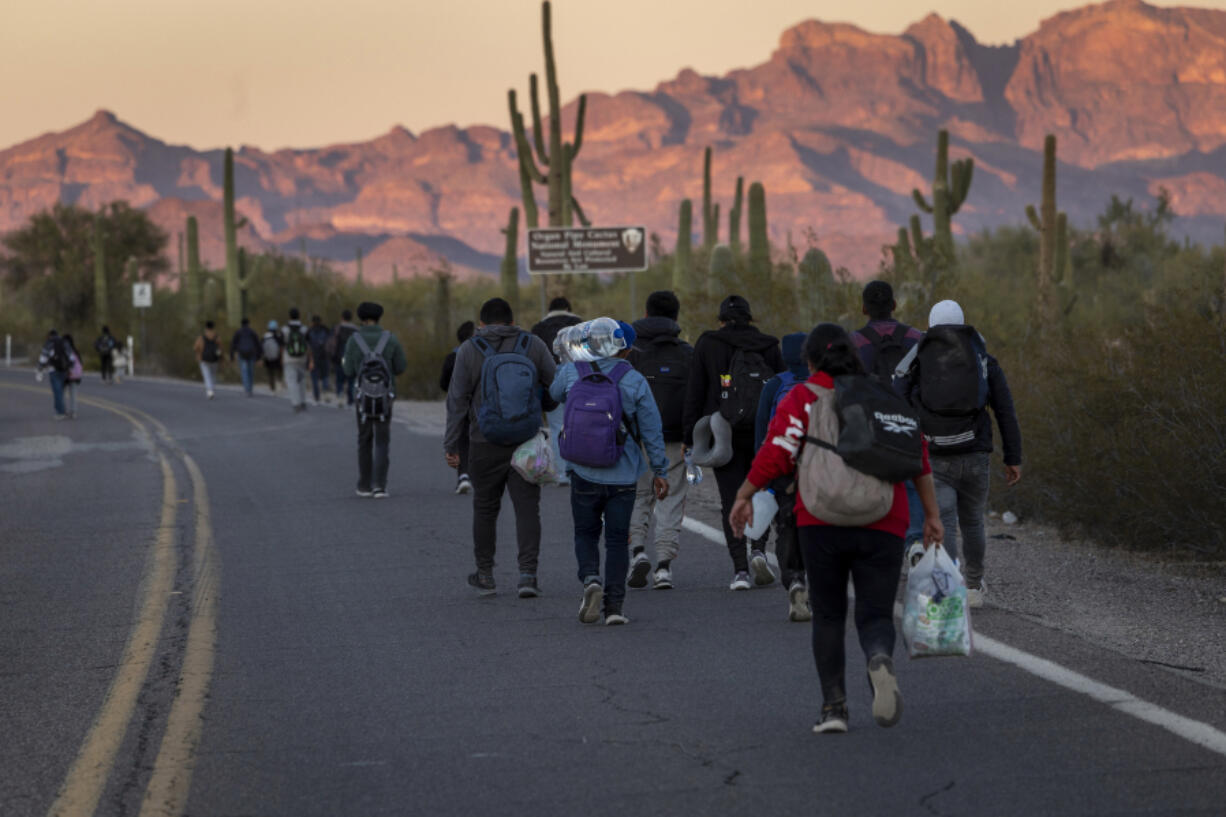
[550,318,670,626]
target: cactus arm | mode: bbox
[712,202,720,245]
[528,74,550,166]
[571,196,590,227]
[912,189,934,213]
[1026,204,1042,231]
[568,94,585,159]
[1054,212,1068,284]
[910,214,925,249]
[950,158,974,213]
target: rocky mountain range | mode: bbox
[2,0,1225,280]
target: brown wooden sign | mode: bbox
[527,227,648,274]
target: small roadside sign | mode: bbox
[527,227,647,275]
[132,283,152,308]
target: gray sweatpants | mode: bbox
[930,451,991,589]
[629,441,688,563]
[284,359,308,407]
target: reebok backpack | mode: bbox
[262,336,281,362]
[861,324,910,385]
[285,325,308,358]
[719,348,770,429]
[352,331,395,422]
[635,339,690,439]
[814,375,924,483]
[473,333,541,447]
[559,361,634,468]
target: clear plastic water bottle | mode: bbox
[555,317,627,362]
[684,449,703,485]
[744,489,778,540]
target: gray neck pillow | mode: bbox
[691,412,733,468]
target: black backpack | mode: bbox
[635,338,691,439]
[200,335,221,363]
[353,331,395,422]
[719,347,770,429]
[285,324,308,358]
[94,334,115,354]
[808,375,924,482]
[912,325,990,453]
[49,338,71,372]
[861,324,910,384]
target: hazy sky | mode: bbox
[4,0,1223,151]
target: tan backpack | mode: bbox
[797,383,895,526]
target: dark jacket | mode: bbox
[230,326,261,361]
[682,323,785,446]
[439,349,459,393]
[851,319,924,377]
[531,310,582,363]
[341,324,409,381]
[627,316,693,443]
[754,331,808,451]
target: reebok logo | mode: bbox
[875,411,918,436]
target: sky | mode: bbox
[4,0,1224,152]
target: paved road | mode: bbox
[2,369,1225,816]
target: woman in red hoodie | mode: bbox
[730,323,943,734]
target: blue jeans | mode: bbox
[310,367,331,402]
[335,369,354,405]
[48,370,66,416]
[931,452,991,588]
[904,480,924,546]
[238,358,256,394]
[570,473,637,614]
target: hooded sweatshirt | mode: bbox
[627,316,693,442]
[444,324,557,452]
[530,310,582,363]
[753,331,808,451]
[682,323,785,447]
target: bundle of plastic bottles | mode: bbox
[552,317,628,363]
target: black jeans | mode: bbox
[99,353,114,382]
[768,477,806,588]
[357,415,391,491]
[799,525,904,706]
[455,423,470,478]
[470,440,541,575]
[713,436,756,572]
[570,473,637,615]
[264,360,282,391]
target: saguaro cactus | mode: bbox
[1026,135,1060,324]
[798,248,832,318]
[674,199,693,290]
[355,247,364,284]
[392,263,399,284]
[709,243,736,296]
[501,207,521,313]
[434,267,453,345]
[702,147,720,248]
[747,182,770,287]
[913,130,973,264]
[728,177,744,252]
[185,216,202,322]
[92,222,108,326]
[507,1,587,228]
[223,147,242,327]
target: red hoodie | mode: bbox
[745,371,930,538]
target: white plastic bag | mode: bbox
[902,543,973,658]
[510,430,558,485]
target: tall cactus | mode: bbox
[702,147,718,248]
[747,182,770,287]
[392,263,399,284]
[728,177,744,252]
[223,147,242,327]
[1026,134,1060,324]
[710,243,737,296]
[1053,212,1069,285]
[798,248,832,318]
[434,267,453,345]
[185,216,202,323]
[500,207,521,313]
[891,226,916,280]
[355,247,364,284]
[92,221,108,327]
[674,199,693,291]
[507,1,587,228]
[913,130,973,264]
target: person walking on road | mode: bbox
[36,330,71,419]
[341,302,407,499]
[94,326,119,385]
[552,319,670,626]
[752,330,812,622]
[61,334,84,418]
[730,323,944,734]
[905,299,1023,608]
[262,320,284,392]
[445,298,557,599]
[229,317,261,397]
[439,320,476,495]
[330,310,358,408]
[682,295,785,591]
[194,320,223,399]
[531,297,583,486]
[306,314,332,405]
[283,308,310,412]
[625,291,693,590]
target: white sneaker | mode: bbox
[788,582,812,622]
[456,475,473,495]
[729,571,751,591]
[579,581,603,624]
[604,612,629,626]
[207,390,215,400]
[967,581,986,608]
[653,566,673,590]
[867,655,902,728]
[626,552,651,588]
[750,550,775,586]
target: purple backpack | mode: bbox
[559,361,633,468]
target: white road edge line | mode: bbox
[682,514,1226,758]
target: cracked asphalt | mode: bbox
[2,370,1225,816]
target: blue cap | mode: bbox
[268,319,278,330]
[617,320,636,349]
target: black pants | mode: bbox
[264,360,282,391]
[455,423,470,478]
[713,437,756,572]
[470,440,541,575]
[767,477,806,588]
[357,415,391,491]
[799,525,904,706]
[99,353,114,382]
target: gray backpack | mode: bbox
[353,331,394,422]
[797,383,894,526]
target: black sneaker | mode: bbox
[467,571,496,597]
[627,551,651,589]
[867,655,902,728]
[812,702,849,734]
[517,574,540,598]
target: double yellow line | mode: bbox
[2,384,219,817]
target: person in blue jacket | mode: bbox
[550,320,670,626]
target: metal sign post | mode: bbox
[133,283,152,373]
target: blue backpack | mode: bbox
[559,361,633,468]
[473,333,541,447]
[769,371,801,420]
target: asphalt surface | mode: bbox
[2,368,1225,817]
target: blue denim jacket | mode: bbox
[550,357,670,485]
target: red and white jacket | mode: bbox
[746,371,931,538]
